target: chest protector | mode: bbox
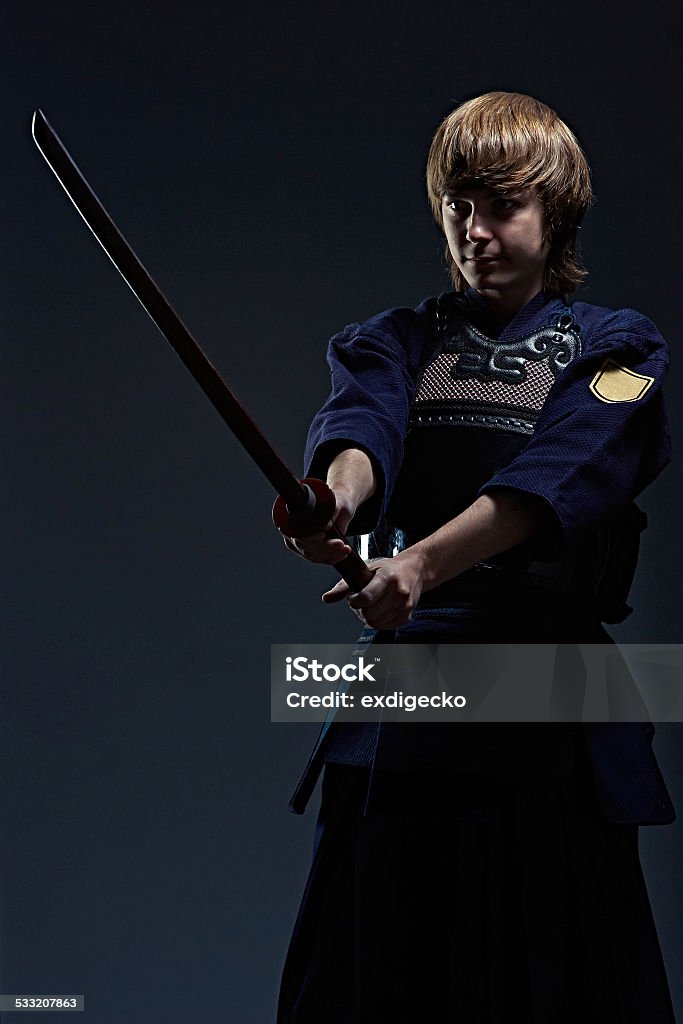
[368,295,645,624]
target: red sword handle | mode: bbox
[272,478,375,591]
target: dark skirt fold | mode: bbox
[278,763,674,1024]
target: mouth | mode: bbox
[467,256,501,263]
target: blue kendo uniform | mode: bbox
[277,289,676,1024]
[288,288,674,825]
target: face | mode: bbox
[441,186,551,314]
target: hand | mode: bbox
[280,489,357,565]
[322,548,428,629]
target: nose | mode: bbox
[466,208,494,243]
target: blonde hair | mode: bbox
[426,92,593,296]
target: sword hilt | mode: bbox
[272,478,375,592]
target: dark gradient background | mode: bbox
[2,2,682,1021]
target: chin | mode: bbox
[470,272,509,292]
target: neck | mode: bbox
[476,283,545,318]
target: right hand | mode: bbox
[280,489,357,565]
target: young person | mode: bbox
[277,92,675,1023]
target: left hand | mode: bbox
[279,487,357,565]
[322,548,427,629]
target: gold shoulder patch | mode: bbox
[589,359,655,404]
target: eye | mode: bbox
[493,197,518,211]
[445,198,469,214]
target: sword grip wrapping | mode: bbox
[272,478,375,592]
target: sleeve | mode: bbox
[303,308,427,534]
[477,309,672,542]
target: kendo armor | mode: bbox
[362,294,646,624]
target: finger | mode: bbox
[367,607,414,630]
[279,529,326,546]
[321,524,354,556]
[287,538,315,560]
[346,579,388,609]
[348,605,409,629]
[347,589,377,609]
[322,580,353,603]
[352,588,415,628]
[314,542,354,565]
[287,537,353,564]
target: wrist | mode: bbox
[395,545,433,592]
[326,448,376,511]
[407,536,469,593]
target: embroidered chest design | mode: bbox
[412,307,582,435]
